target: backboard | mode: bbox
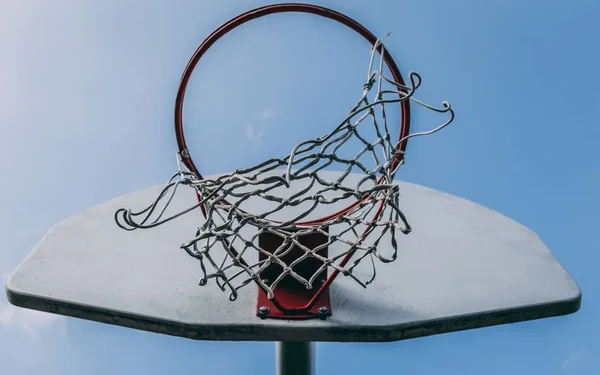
[6,170,581,342]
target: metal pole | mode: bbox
[276,341,314,375]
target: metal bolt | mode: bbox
[258,306,270,319]
[317,306,330,320]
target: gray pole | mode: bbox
[276,341,314,375]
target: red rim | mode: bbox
[174,3,411,225]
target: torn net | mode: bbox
[115,38,454,301]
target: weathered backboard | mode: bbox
[5,171,581,342]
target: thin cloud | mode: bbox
[245,122,264,143]
[0,273,64,341]
[246,109,275,144]
[258,109,275,122]
[562,348,589,374]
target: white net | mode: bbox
[115,38,454,301]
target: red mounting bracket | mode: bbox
[256,229,332,320]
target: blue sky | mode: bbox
[1,0,598,374]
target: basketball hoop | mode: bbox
[115,3,454,319]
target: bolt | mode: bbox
[258,306,270,319]
[317,306,330,320]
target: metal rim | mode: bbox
[174,2,411,225]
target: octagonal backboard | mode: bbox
[6,171,581,342]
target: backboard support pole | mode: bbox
[276,341,314,375]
